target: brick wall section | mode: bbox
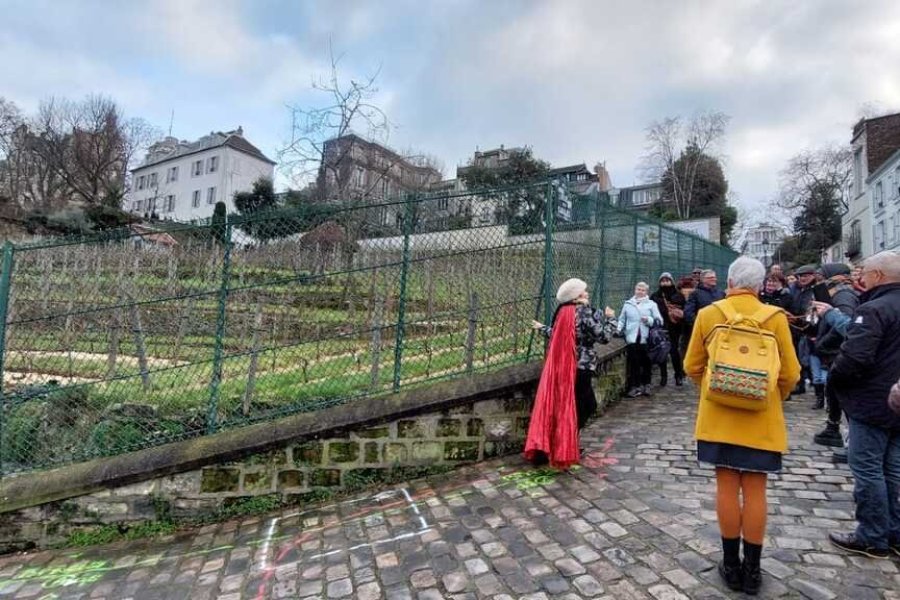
[856,112,900,175]
[0,353,625,552]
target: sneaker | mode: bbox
[626,387,642,398]
[717,560,742,592]
[829,532,890,558]
[641,385,653,396]
[891,541,900,558]
[813,422,844,447]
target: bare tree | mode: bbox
[775,145,852,213]
[640,110,729,219]
[279,45,391,197]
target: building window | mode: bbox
[876,220,885,249]
[875,181,884,208]
[149,172,158,188]
[854,149,863,196]
[207,187,216,205]
[165,195,176,212]
[137,175,146,190]
[167,166,178,183]
[207,156,219,174]
[192,190,201,208]
[438,197,449,210]
[193,160,203,177]
[895,166,900,199]
[133,200,141,211]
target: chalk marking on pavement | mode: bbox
[402,487,428,529]
[303,527,433,562]
[256,516,280,572]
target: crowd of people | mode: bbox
[523,251,900,595]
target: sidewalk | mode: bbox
[1,384,897,599]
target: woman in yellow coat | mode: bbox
[684,256,800,595]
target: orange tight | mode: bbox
[715,467,768,544]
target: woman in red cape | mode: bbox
[525,279,616,469]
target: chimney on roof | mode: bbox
[594,162,612,192]
[236,126,243,136]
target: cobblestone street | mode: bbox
[1,383,898,600]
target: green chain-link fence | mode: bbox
[0,183,736,475]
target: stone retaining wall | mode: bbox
[0,345,625,552]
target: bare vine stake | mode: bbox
[243,303,263,415]
[173,297,194,361]
[127,293,150,391]
[369,293,384,389]
[40,253,52,313]
[107,255,127,378]
[465,291,479,373]
[64,298,75,379]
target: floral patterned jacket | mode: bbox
[538,304,618,372]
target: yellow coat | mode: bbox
[683,290,801,453]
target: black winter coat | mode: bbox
[814,285,859,363]
[760,289,793,310]
[650,287,686,333]
[684,284,725,325]
[829,282,900,431]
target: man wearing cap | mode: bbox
[789,264,818,396]
[811,264,861,448]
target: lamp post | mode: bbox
[762,238,770,270]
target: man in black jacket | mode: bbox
[683,269,724,325]
[811,264,860,446]
[827,251,900,559]
[789,264,818,395]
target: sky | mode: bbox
[2,0,900,225]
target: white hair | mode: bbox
[865,250,900,281]
[635,281,649,290]
[727,256,766,291]
[701,269,717,278]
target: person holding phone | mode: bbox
[809,265,861,448]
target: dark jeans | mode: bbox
[847,418,900,549]
[575,369,597,430]
[659,328,685,382]
[825,377,842,424]
[626,343,652,390]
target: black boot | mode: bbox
[794,380,807,395]
[674,375,684,386]
[813,420,843,447]
[813,383,825,409]
[718,537,742,591]
[742,539,762,595]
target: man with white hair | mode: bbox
[827,251,900,559]
[684,269,725,326]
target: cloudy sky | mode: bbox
[3,0,900,219]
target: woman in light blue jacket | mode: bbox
[618,281,663,397]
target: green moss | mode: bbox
[200,468,240,493]
[64,520,176,547]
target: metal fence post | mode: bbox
[658,224,664,278]
[207,220,233,434]
[592,200,607,306]
[542,182,555,327]
[393,196,414,392]
[0,242,15,476]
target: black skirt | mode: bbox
[697,441,782,473]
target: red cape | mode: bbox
[523,303,579,469]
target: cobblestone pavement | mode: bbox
[2,383,899,600]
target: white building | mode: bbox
[845,112,900,263]
[869,148,900,253]
[128,127,275,221]
[741,223,786,266]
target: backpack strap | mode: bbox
[748,304,783,326]
[712,300,738,323]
